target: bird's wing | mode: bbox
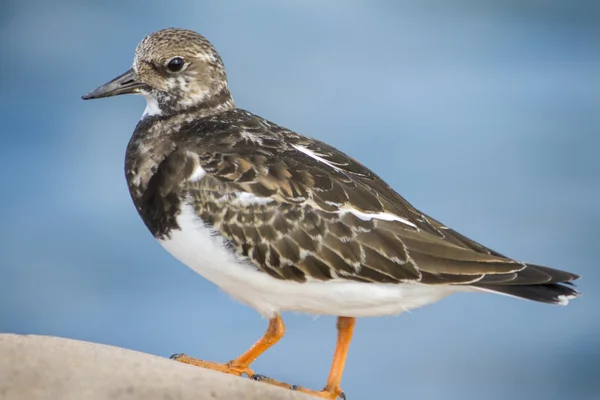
[151,111,579,287]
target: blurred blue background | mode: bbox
[1,1,599,399]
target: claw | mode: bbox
[250,374,269,381]
[293,385,345,399]
[248,375,343,398]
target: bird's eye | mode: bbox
[166,57,185,72]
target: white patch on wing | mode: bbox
[211,192,274,206]
[233,192,274,205]
[292,144,343,172]
[188,164,206,182]
[141,95,162,118]
[239,130,263,145]
[184,151,207,182]
[159,202,460,318]
[340,208,418,229]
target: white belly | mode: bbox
[159,203,461,318]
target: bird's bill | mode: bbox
[82,68,147,100]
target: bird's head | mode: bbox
[82,28,234,118]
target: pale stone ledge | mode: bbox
[0,334,313,400]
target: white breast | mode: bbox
[159,202,461,318]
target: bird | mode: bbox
[82,28,580,399]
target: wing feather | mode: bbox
[160,110,579,298]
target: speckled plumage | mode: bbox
[81,27,580,399]
[84,27,580,312]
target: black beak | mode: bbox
[82,68,146,100]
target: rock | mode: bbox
[0,334,313,400]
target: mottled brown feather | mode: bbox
[129,108,579,297]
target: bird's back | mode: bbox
[125,108,579,310]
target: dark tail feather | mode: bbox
[474,282,580,305]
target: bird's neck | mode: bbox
[141,86,235,121]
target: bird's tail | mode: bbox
[471,264,580,305]
[474,282,580,305]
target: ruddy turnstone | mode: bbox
[82,28,580,399]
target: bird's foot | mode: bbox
[170,353,254,377]
[251,374,345,399]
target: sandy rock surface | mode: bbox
[0,334,313,400]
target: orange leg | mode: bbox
[171,314,285,378]
[255,316,355,399]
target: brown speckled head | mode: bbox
[133,28,234,116]
[82,28,234,118]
